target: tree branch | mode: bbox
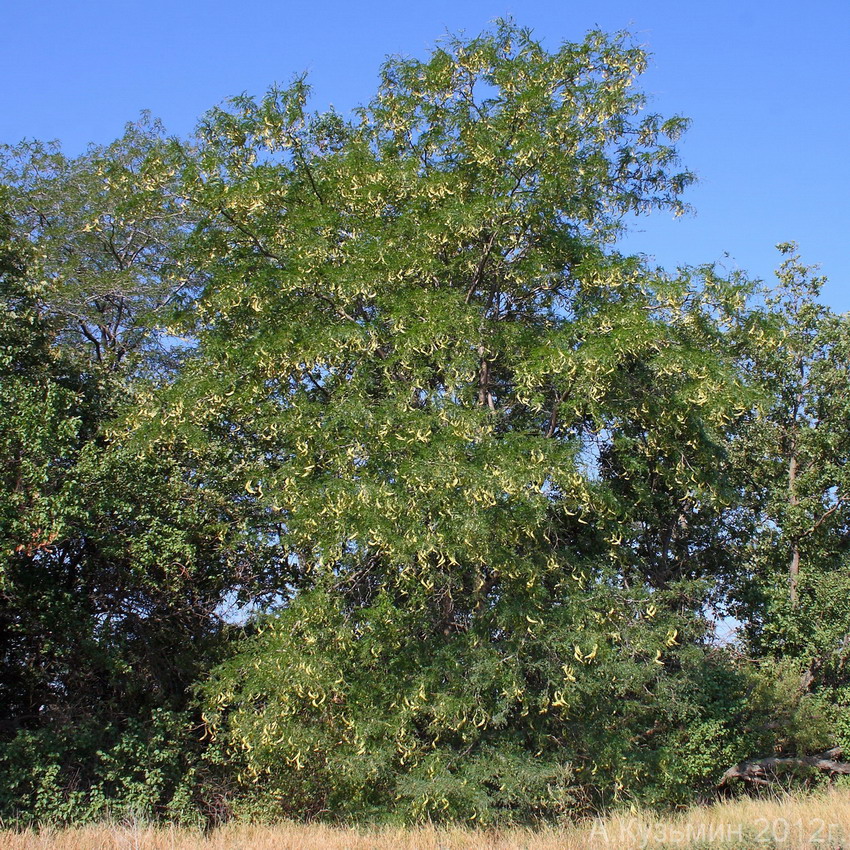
[719,747,850,788]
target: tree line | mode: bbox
[1,21,849,825]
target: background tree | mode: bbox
[0,116,197,376]
[728,245,850,727]
[0,128,273,824]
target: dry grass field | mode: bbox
[2,790,849,849]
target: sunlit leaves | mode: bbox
[164,22,764,819]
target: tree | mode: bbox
[0,116,195,377]
[0,132,272,824]
[156,22,760,819]
[730,246,850,694]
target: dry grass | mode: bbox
[2,789,849,849]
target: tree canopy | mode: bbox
[1,20,848,827]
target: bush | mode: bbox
[0,709,202,826]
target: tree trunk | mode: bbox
[789,453,800,605]
[719,747,850,788]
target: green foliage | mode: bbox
[0,116,193,374]
[0,709,201,826]
[0,110,256,829]
[200,588,730,821]
[163,21,752,613]
[746,659,836,757]
[162,21,767,821]
[1,20,848,829]
[0,205,86,578]
[202,591,841,820]
[728,246,850,687]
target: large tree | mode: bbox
[153,23,764,820]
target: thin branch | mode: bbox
[799,494,848,541]
[219,209,283,262]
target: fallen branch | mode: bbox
[719,747,850,788]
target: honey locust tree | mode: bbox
[159,23,760,820]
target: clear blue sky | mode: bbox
[3,0,848,311]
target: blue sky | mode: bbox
[3,0,848,311]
